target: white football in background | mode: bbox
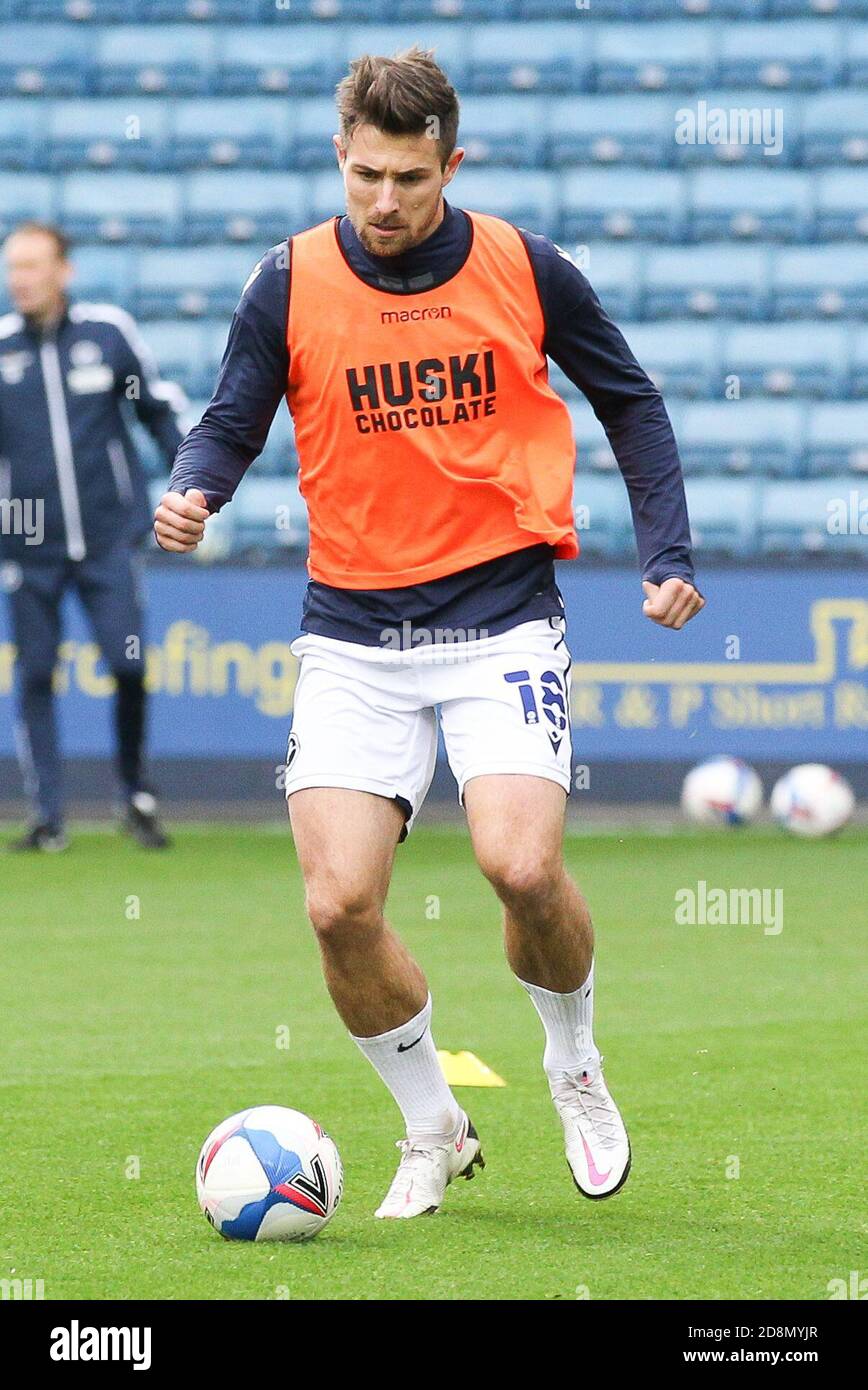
[681,755,764,827]
[770,764,855,838]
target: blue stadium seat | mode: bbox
[60,172,181,243]
[618,322,721,398]
[772,246,868,318]
[451,168,557,233]
[340,22,469,85]
[771,0,868,15]
[547,95,671,168]
[802,92,868,166]
[688,169,813,242]
[170,98,289,171]
[677,401,805,476]
[393,0,512,16]
[845,24,868,85]
[758,478,864,555]
[593,22,715,93]
[465,21,591,93]
[145,1,258,18]
[263,0,387,17]
[138,320,210,397]
[0,97,45,169]
[213,25,343,94]
[522,0,766,12]
[95,26,216,95]
[718,21,843,89]
[458,95,547,167]
[18,0,134,18]
[804,404,868,476]
[684,478,760,557]
[816,171,868,240]
[0,172,55,237]
[232,477,308,559]
[0,23,91,96]
[720,323,849,399]
[184,171,308,243]
[671,90,799,167]
[565,243,643,320]
[46,98,170,171]
[68,244,136,306]
[561,169,686,243]
[568,399,616,474]
[133,246,260,318]
[289,97,343,170]
[571,473,633,558]
[849,327,868,398]
[643,245,772,319]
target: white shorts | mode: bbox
[284,617,573,837]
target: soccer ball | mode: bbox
[681,756,763,827]
[196,1105,342,1242]
[770,764,855,838]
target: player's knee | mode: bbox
[479,849,562,907]
[305,887,383,944]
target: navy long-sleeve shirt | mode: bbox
[169,199,696,644]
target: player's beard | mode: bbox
[352,197,444,259]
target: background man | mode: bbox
[1,222,186,850]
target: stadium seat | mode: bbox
[393,0,512,16]
[0,97,46,169]
[138,320,211,398]
[169,98,290,172]
[683,477,760,557]
[0,23,91,96]
[816,170,868,240]
[671,90,800,167]
[145,1,259,18]
[571,473,633,558]
[184,171,309,243]
[845,24,868,85]
[264,0,387,17]
[717,21,844,89]
[676,400,806,476]
[546,95,671,168]
[568,399,616,474]
[232,477,308,560]
[59,172,181,243]
[567,244,643,321]
[593,22,715,92]
[616,322,721,398]
[458,94,547,167]
[213,25,343,94]
[0,172,55,238]
[771,0,868,15]
[465,21,591,93]
[133,245,260,318]
[758,478,865,555]
[688,168,813,242]
[446,168,558,234]
[804,404,868,476]
[68,244,136,306]
[771,245,868,318]
[643,245,774,321]
[289,97,345,170]
[720,323,849,399]
[94,26,216,96]
[45,98,170,172]
[802,92,868,166]
[848,327,868,399]
[561,169,686,244]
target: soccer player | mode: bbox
[156,49,704,1217]
[1,223,185,850]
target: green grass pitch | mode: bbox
[2,821,864,1301]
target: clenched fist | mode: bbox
[154,488,210,553]
[642,577,705,630]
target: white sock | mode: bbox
[350,993,461,1143]
[518,960,601,1081]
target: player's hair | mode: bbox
[336,46,460,167]
[6,221,72,260]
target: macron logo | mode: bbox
[380,306,452,324]
[50,1321,152,1372]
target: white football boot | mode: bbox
[550,1059,631,1199]
[374,1112,484,1219]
